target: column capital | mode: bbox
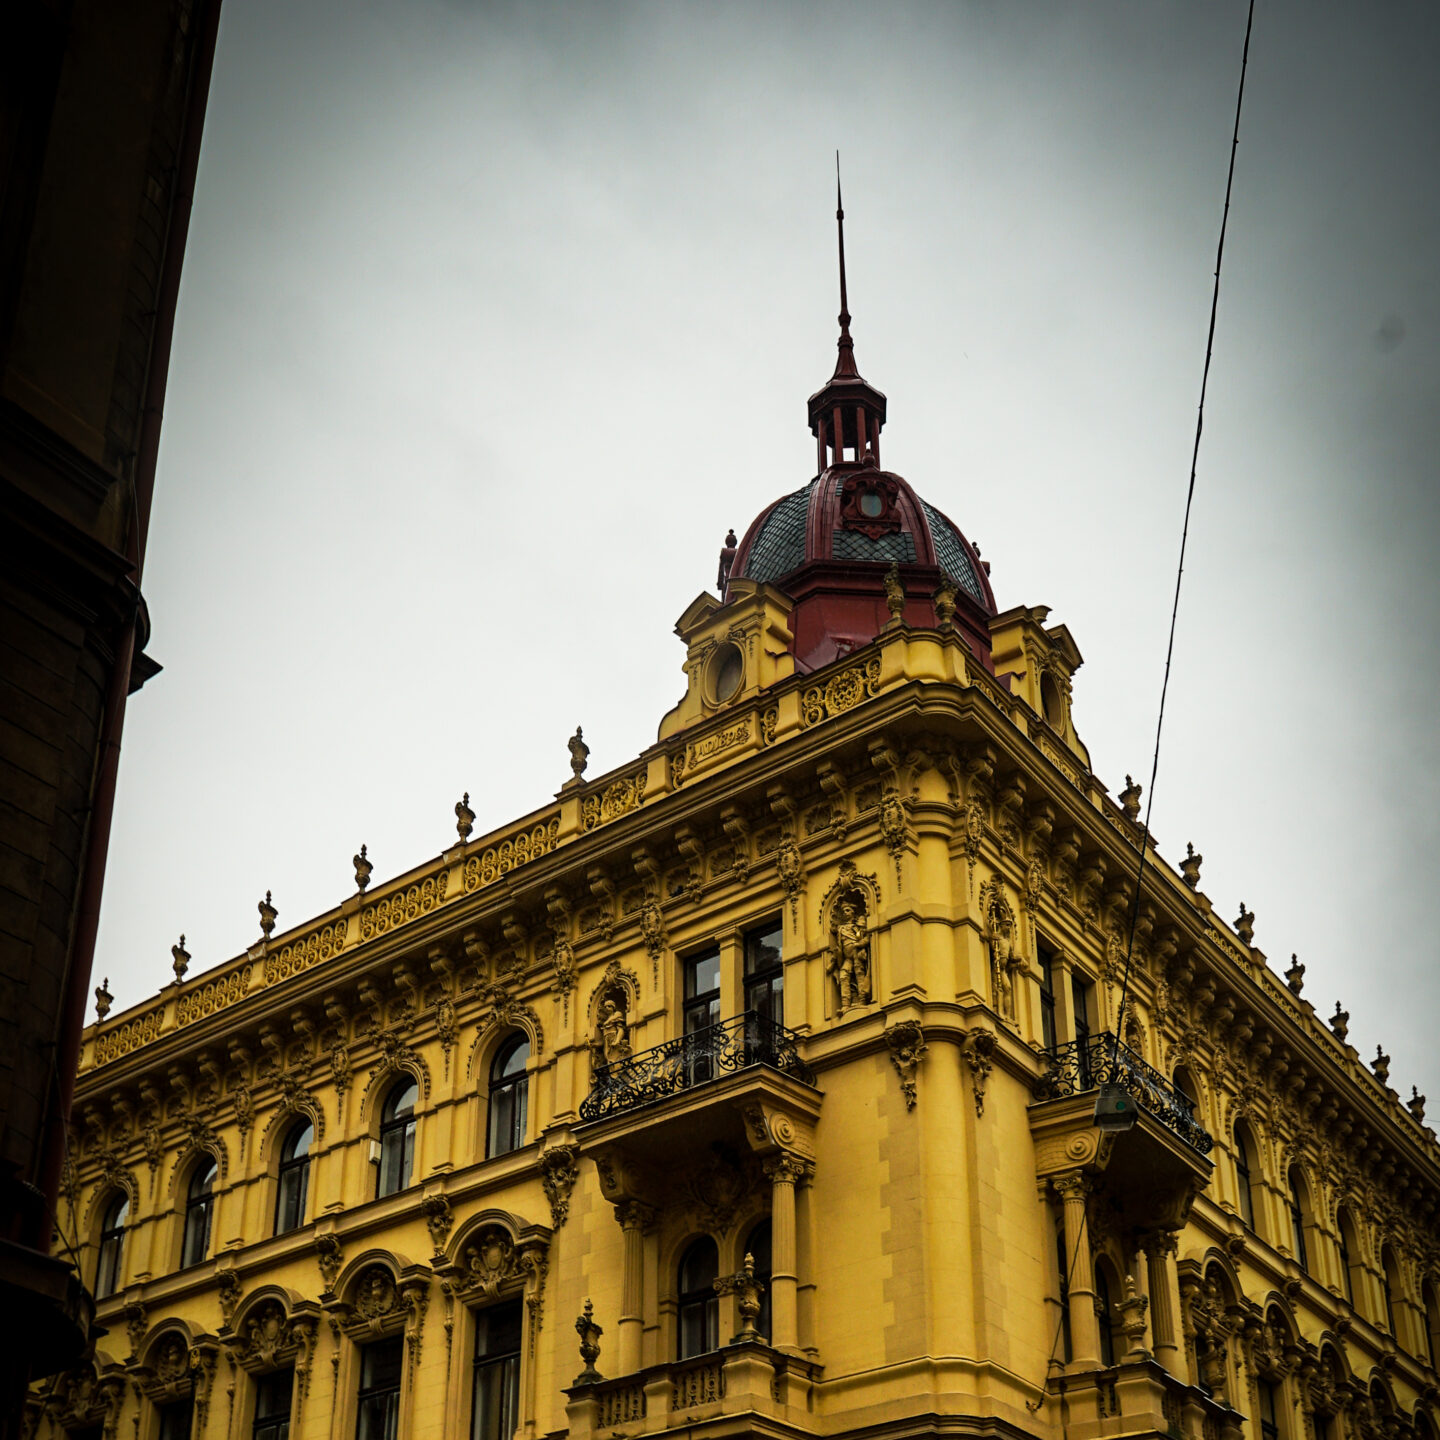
[763,1153,813,1187]
[613,1199,656,1233]
[1052,1170,1092,1203]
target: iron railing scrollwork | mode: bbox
[1037,1031,1214,1155]
[580,1011,816,1122]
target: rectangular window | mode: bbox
[743,919,784,1027]
[254,1370,294,1440]
[157,1401,195,1440]
[1071,972,1094,1086]
[356,1337,404,1440]
[1037,939,1057,1054]
[682,947,721,1084]
[471,1301,522,1440]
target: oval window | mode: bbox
[710,643,744,703]
[1040,672,1065,728]
[859,490,884,518]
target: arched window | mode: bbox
[1381,1246,1402,1339]
[472,1300,522,1440]
[95,1194,129,1299]
[181,1157,216,1268]
[377,1079,418,1198]
[487,1036,529,1159]
[1422,1278,1439,1368]
[677,1237,720,1358]
[744,1219,773,1341]
[1337,1208,1360,1307]
[1233,1124,1257,1231]
[274,1118,313,1234]
[1095,1265,1117,1367]
[253,1369,293,1440]
[1287,1167,1310,1271]
[1173,1067,1199,1116]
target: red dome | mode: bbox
[725,458,996,673]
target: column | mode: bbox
[765,1154,808,1353]
[1142,1230,1182,1375]
[615,1201,653,1374]
[1055,1173,1101,1370]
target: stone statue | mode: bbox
[828,900,872,1015]
[883,562,905,625]
[597,998,631,1065]
[717,528,738,592]
[568,727,589,780]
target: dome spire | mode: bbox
[808,158,887,470]
[833,153,858,381]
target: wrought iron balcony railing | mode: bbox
[579,1012,817,1123]
[1036,1031,1214,1155]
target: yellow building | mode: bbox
[33,250,1440,1440]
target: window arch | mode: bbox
[377,1078,418,1198]
[181,1156,217,1268]
[1287,1166,1311,1271]
[1422,1277,1439,1369]
[274,1117,313,1234]
[1233,1122,1259,1232]
[677,1237,720,1358]
[95,1193,129,1299]
[744,1218,773,1342]
[1337,1207,1361,1307]
[1381,1245,1402,1340]
[487,1035,530,1159]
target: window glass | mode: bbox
[96,1195,129,1299]
[487,1036,530,1159]
[157,1400,195,1440]
[1071,973,1094,1085]
[254,1370,294,1440]
[1037,940,1057,1054]
[1257,1379,1280,1440]
[1288,1170,1308,1271]
[743,921,784,1026]
[275,1121,313,1235]
[471,1300,522,1440]
[677,1238,720,1358]
[1382,1249,1400,1336]
[1096,1267,1115,1366]
[1234,1128,1256,1231]
[378,1081,418,1199]
[1337,1211,1356,1305]
[356,1337,403,1440]
[683,949,722,1086]
[182,1158,217,1268]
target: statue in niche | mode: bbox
[980,877,1019,1025]
[597,997,631,1065]
[827,898,873,1016]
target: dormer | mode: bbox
[657,579,795,742]
[988,604,1090,768]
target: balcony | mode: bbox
[1036,1032,1213,1156]
[580,1013,816,1124]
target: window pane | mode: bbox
[357,1338,403,1440]
[157,1400,194,1440]
[472,1301,522,1440]
[182,1195,212,1268]
[255,1370,294,1440]
[378,1118,415,1197]
[684,950,720,1002]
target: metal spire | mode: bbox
[833,152,858,378]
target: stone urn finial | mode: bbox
[1407,1087,1426,1123]
[354,844,372,894]
[1372,1045,1390,1086]
[573,1298,603,1385]
[568,727,589,781]
[932,578,957,630]
[94,976,113,1022]
[722,1252,766,1344]
[258,890,277,939]
[1179,842,1203,889]
[1119,775,1142,822]
[1235,901,1255,946]
[1330,1001,1349,1042]
[1284,954,1305,996]
[171,934,190,983]
[455,792,475,842]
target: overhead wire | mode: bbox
[1028,0,1258,1405]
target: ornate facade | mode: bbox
[33,224,1440,1440]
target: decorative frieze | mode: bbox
[463,816,561,893]
[177,965,252,1024]
[266,921,348,985]
[360,872,449,941]
[94,1007,164,1067]
[581,774,643,832]
[799,656,881,727]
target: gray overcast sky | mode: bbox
[98,2,1440,1106]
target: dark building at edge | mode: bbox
[0,2,221,1432]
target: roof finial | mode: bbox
[833,152,858,379]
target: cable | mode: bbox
[1031,0,1257,1400]
[1110,0,1256,1075]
